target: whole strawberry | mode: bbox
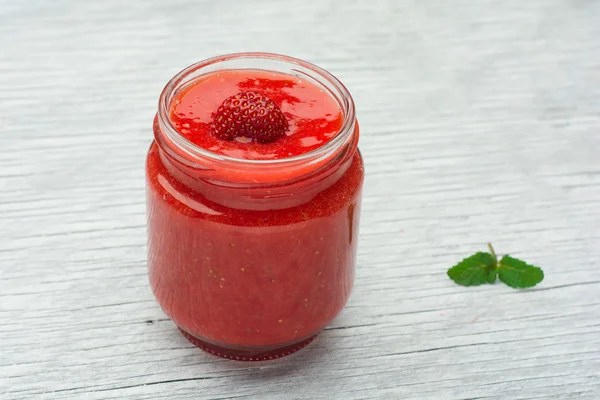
[211,91,289,143]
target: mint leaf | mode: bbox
[447,244,544,289]
[447,252,497,286]
[498,255,544,288]
[487,266,497,284]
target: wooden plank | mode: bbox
[1,0,599,399]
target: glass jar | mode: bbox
[146,53,364,361]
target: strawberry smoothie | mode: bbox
[146,53,363,360]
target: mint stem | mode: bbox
[488,243,497,263]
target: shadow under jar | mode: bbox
[146,53,364,361]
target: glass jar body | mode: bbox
[146,52,363,360]
[146,138,363,360]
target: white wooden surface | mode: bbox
[1,1,600,399]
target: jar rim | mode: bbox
[156,52,356,167]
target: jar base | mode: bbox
[178,328,319,361]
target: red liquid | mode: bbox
[171,70,343,160]
[146,69,363,360]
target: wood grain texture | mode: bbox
[1,0,599,399]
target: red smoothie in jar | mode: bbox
[146,53,363,360]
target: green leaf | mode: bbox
[487,266,497,284]
[498,255,544,288]
[447,252,497,286]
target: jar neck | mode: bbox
[154,115,359,210]
[153,52,358,210]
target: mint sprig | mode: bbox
[447,244,544,289]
